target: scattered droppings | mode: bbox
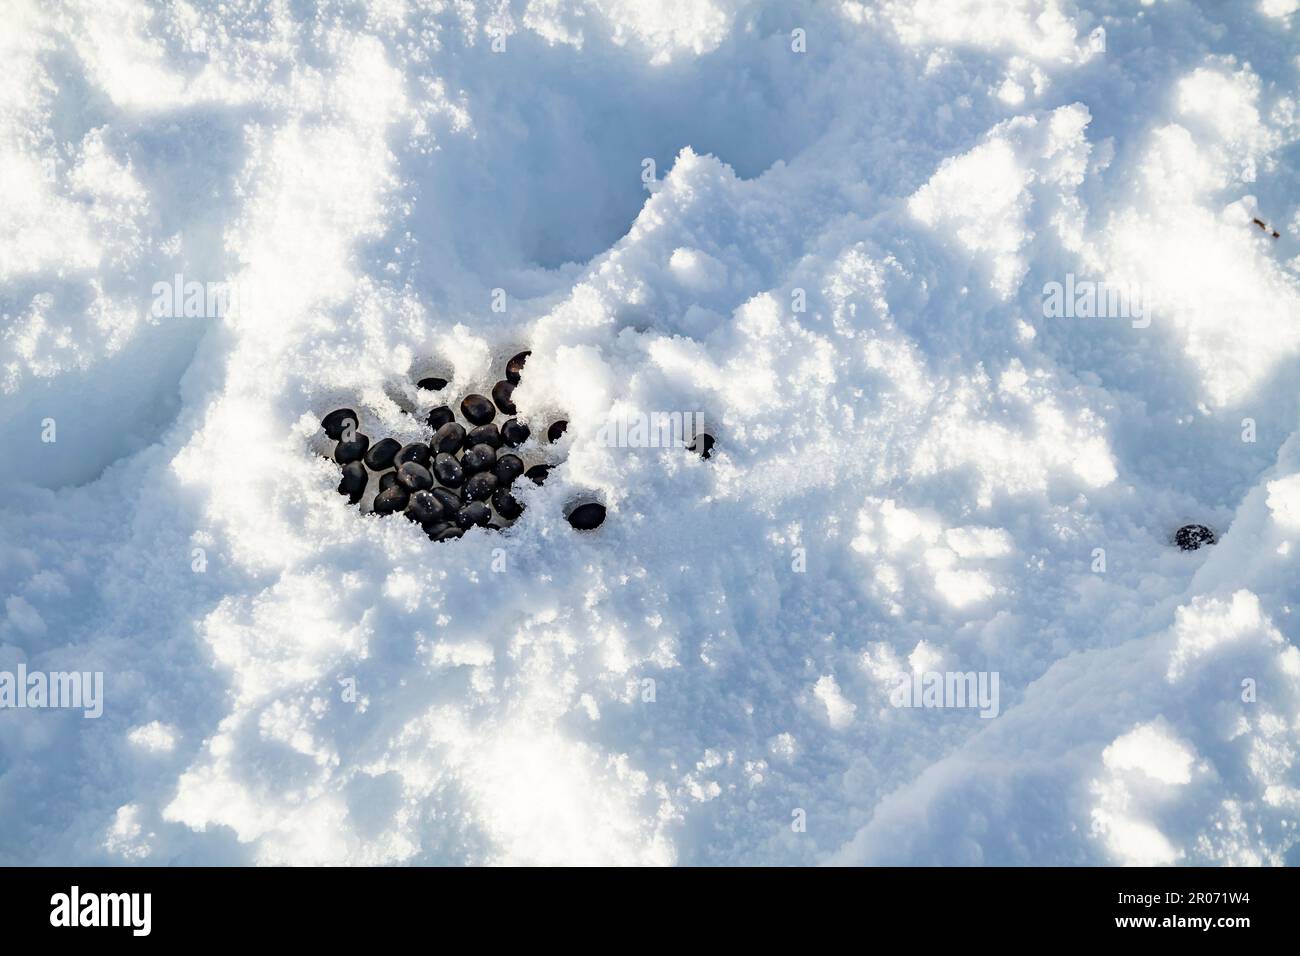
[461,394,496,426]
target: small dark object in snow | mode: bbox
[396,442,431,468]
[379,472,401,491]
[494,454,524,485]
[468,423,502,449]
[501,418,530,447]
[505,350,531,385]
[397,462,434,492]
[491,380,517,415]
[493,487,523,520]
[1175,524,1216,551]
[465,471,498,501]
[567,502,606,531]
[433,452,465,488]
[427,405,455,431]
[432,422,466,454]
[547,420,567,442]
[363,437,401,471]
[373,485,410,515]
[322,408,358,440]
[525,464,550,486]
[424,520,454,539]
[433,525,465,542]
[688,434,715,459]
[334,432,369,465]
[338,462,367,503]
[456,501,491,529]
[405,490,447,525]
[430,487,461,516]
[462,443,497,475]
[417,377,448,391]
[461,394,496,426]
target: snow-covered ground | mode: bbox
[2,0,1299,866]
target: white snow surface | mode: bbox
[2,0,1299,866]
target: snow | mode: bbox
[1,0,1298,866]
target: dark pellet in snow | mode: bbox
[501,418,530,447]
[461,394,496,426]
[405,490,447,525]
[337,461,367,503]
[426,405,455,430]
[378,472,401,492]
[688,434,715,459]
[396,442,431,468]
[461,442,497,474]
[465,471,498,501]
[424,520,454,539]
[494,453,524,485]
[417,377,448,391]
[322,408,358,440]
[334,433,369,465]
[373,485,410,515]
[567,502,606,530]
[433,452,465,488]
[505,350,530,385]
[430,487,461,516]
[547,420,567,442]
[433,526,465,542]
[363,437,401,471]
[456,501,491,529]
[525,464,550,486]
[397,461,434,492]
[491,380,517,415]
[467,423,502,449]
[1175,524,1217,551]
[432,422,466,454]
[492,487,523,520]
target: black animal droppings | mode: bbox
[334,433,370,465]
[363,437,402,471]
[688,434,715,459]
[433,452,465,488]
[547,420,568,442]
[432,422,466,454]
[405,490,447,525]
[505,350,530,385]
[494,453,524,485]
[337,461,367,504]
[465,471,498,501]
[461,394,496,426]
[433,526,465,542]
[396,442,431,468]
[424,520,454,539]
[461,442,497,475]
[322,408,358,440]
[427,405,455,431]
[525,464,550,486]
[467,423,502,449]
[397,461,434,492]
[456,501,491,529]
[491,380,517,415]
[378,471,401,492]
[373,485,410,515]
[417,377,448,392]
[1175,524,1216,551]
[501,418,530,447]
[567,502,606,531]
[430,487,461,516]
[492,487,523,520]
